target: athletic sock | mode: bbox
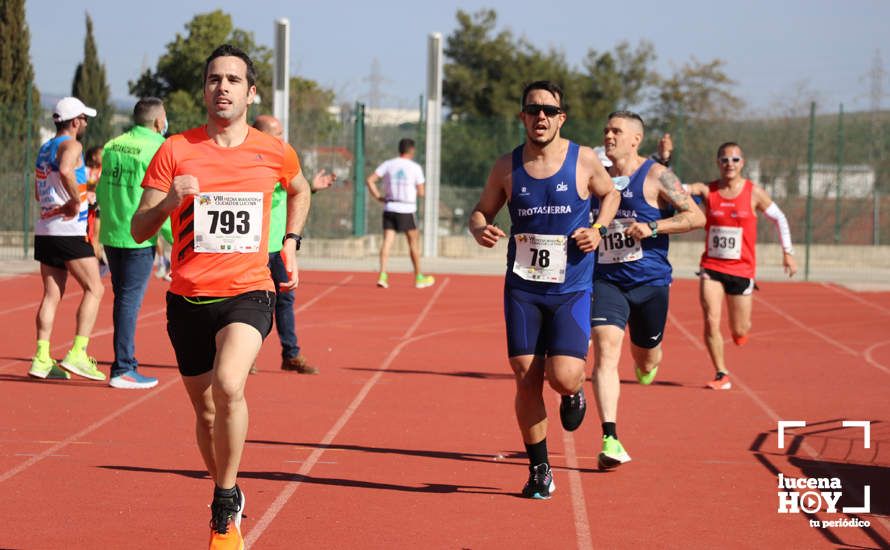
[716,371,729,380]
[71,335,89,355]
[602,422,617,439]
[214,485,238,500]
[525,439,548,469]
[35,339,51,361]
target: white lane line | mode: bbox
[753,294,860,357]
[0,377,180,484]
[245,279,450,547]
[668,312,890,535]
[820,282,890,316]
[560,410,593,550]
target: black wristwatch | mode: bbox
[282,232,302,250]
[647,221,659,238]
[593,223,608,237]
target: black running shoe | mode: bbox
[521,463,555,499]
[559,389,586,431]
[209,485,245,545]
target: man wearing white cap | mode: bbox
[29,97,107,381]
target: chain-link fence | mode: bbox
[0,94,43,262]
[4,97,887,266]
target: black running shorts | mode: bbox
[382,211,417,232]
[34,235,94,269]
[591,279,670,349]
[166,290,275,377]
[700,268,755,296]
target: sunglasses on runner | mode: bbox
[522,104,563,117]
[719,156,742,164]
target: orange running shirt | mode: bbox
[142,126,300,297]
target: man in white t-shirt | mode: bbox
[366,138,435,289]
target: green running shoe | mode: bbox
[415,273,435,289]
[376,272,389,288]
[598,435,631,470]
[634,365,658,385]
[29,357,70,380]
[60,351,105,381]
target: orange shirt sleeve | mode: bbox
[141,138,176,192]
[279,143,300,190]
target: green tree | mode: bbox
[0,0,41,171]
[129,10,272,133]
[649,58,744,176]
[289,76,338,150]
[71,12,112,148]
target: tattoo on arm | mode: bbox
[657,170,696,231]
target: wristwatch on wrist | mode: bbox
[282,232,302,250]
[592,223,608,237]
[647,221,659,238]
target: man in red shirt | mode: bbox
[687,142,797,390]
[131,44,311,549]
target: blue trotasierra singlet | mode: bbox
[592,158,673,287]
[506,141,593,294]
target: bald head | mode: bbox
[253,115,283,141]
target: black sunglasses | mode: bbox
[719,156,741,164]
[522,104,562,117]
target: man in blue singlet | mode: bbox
[590,111,705,470]
[469,81,620,499]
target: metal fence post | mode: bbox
[804,102,815,281]
[22,81,33,259]
[352,102,366,237]
[834,103,844,244]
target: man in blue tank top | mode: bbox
[590,111,705,470]
[469,81,620,499]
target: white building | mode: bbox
[771,164,875,198]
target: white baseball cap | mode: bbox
[52,97,97,122]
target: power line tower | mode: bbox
[365,58,386,110]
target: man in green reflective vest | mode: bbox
[96,97,168,389]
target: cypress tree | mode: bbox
[0,0,41,172]
[71,12,112,148]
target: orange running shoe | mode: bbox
[209,487,245,550]
[732,334,749,346]
[706,372,732,390]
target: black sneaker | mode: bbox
[521,463,555,499]
[209,485,245,544]
[559,389,586,431]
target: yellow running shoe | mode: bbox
[29,357,70,380]
[415,274,435,289]
[60,351,105,381]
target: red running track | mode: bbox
[0,270,888,549]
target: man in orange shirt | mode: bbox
[131,44,311,550]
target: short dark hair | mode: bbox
[85,146,103,168]
[521,80,567,111]
[398,138,415,155]
[717,142,742,158]
[608,110,645,130]
[133,97,164,126]
[203,44,256,88]
[53,119,75,132]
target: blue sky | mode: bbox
[25,0,890,115]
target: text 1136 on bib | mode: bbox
[597,218,643,264]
